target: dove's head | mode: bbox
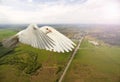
[41,26,53,34]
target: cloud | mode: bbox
[0,0,120,24]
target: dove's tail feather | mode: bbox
[2,35,19,48]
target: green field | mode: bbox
[0,29,72,82]
[63,37,120,82]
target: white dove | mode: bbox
[2,24,76,53]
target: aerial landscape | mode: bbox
[0,0,120,82]
[0,24,120,82]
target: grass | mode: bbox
[63,37,120,82]
[0,65,30,82]
[0,45,71,82]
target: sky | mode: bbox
[0,0,120,24]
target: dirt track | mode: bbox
[58,37,83,82]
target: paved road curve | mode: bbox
[58,37,83,82]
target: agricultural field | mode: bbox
[0,29,17,41]
[64,36,120,82]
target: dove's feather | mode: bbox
[2,35,19,48]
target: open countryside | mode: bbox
[0,24,120,82]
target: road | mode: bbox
[58,37,83,82]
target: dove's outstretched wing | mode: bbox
[3,24,55,50]
[40,26,76,53]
